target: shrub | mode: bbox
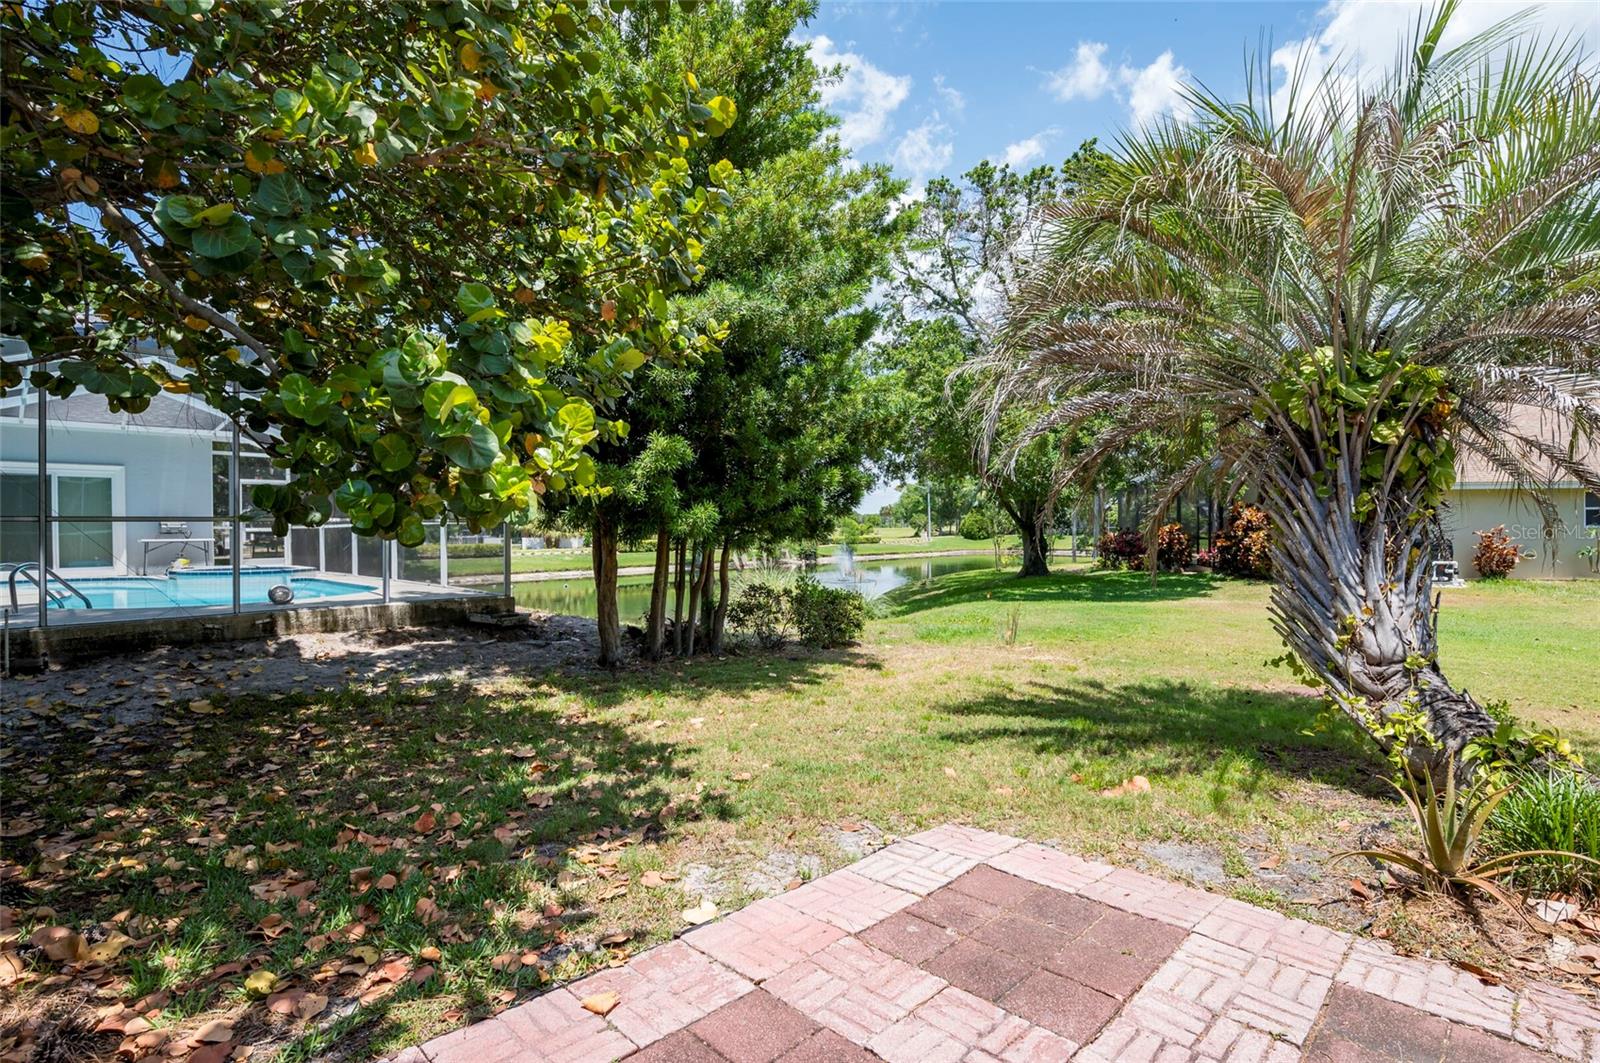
[1214,502,1272,579]
[1154,522,1192,571]
[728,583,790,648]
[1194,548,1219,568]
[787,576,866,648]
[1473,525,1521,578]
[958,509,997,541]
[1096,529,1145,569]
[1483,770,1600,897]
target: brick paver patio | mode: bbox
[394,826,1599,1062]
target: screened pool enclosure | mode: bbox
[0,345,509,629]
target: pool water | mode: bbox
[43,568,372,610]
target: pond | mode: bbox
[511,551,1002,621]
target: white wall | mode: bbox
[1442,487,1596,580]
[0,420,215,574]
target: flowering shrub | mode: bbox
[1194,548,1219,568]
[1096,529,1145,568]
[1153,523,1192,571]
[1214,502,1272,579]
[1473,525,1522,578]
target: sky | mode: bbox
[824,0,1599,510]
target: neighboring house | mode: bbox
[1443,407,1599,580]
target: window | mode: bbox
[1587,491,1599,529]
[0,464,125,571]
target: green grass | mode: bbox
[423,525,1090,578]
[8,568,1597,1059]
[818,525,1085,557]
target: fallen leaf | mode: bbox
[0,951,24,986]
[413,811,437,834]
[1452,960,1503,986]
[639,871,665,888]
[194,1019,233,1043]
[189,699,220,715]
[1349,878,1375,901]
[349,945,380,965]
[581,991,620,1016]
[30,926,85,963]
[85,932,133,964]
[419,946,442,962]
[681,899,718,926]
[244,970,281,996]
[1098,775,1152,798]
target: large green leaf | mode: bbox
[193,217,257,259]
[438,421,500,470]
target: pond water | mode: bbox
[511,551,1001,620]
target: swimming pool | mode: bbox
[40,568,373,611]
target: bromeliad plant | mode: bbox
[1334,714,1599,912]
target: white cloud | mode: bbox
[996,132,1050,168]
[1269,1,1600,117]
[1045,41,1193,128]
[933,75,965,117]
[892,118,955,193]
[1119,51,1194,128]
[1047,41,1114,101]
[806,34,912,151]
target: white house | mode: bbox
[1443,407,1599,580]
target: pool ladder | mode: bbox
[4,562,93,611]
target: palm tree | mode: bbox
[979,2,1600,771]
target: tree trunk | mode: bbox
[591,512,621,668]
[1261,476,1495,773]
[710,540,732,654]
[1003,500,1051,578]
[685,543,702,656]
[686,542,714,657]
[673,537,687,655]
[646,522,670,660]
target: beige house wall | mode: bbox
[1442,486,1598,580]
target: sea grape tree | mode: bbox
[1,0,733,543]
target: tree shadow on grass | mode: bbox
[936,675,1393,800]
[2,659,805,1063]
[883,567,1234,616]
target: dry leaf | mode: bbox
[30,926,85,963]
[243,970,281,996]
[1098,775,1152,798]
[681,899,718,926]
[0,951,24,986]
[194,1019,233,1043]
[581,991,620,1016]
[413,811,437,834]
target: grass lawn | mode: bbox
[6,570,1596,1060]
[427,525,1089,578]
[819,525,1085,557]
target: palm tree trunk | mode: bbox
[1261,474,1495,773]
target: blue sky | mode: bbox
[825,0,1598,510]
[805,1,1327,186]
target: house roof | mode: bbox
[1,336,231,436]
[1455,405,1598,490]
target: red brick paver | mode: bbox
[398,825,1594,1062]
